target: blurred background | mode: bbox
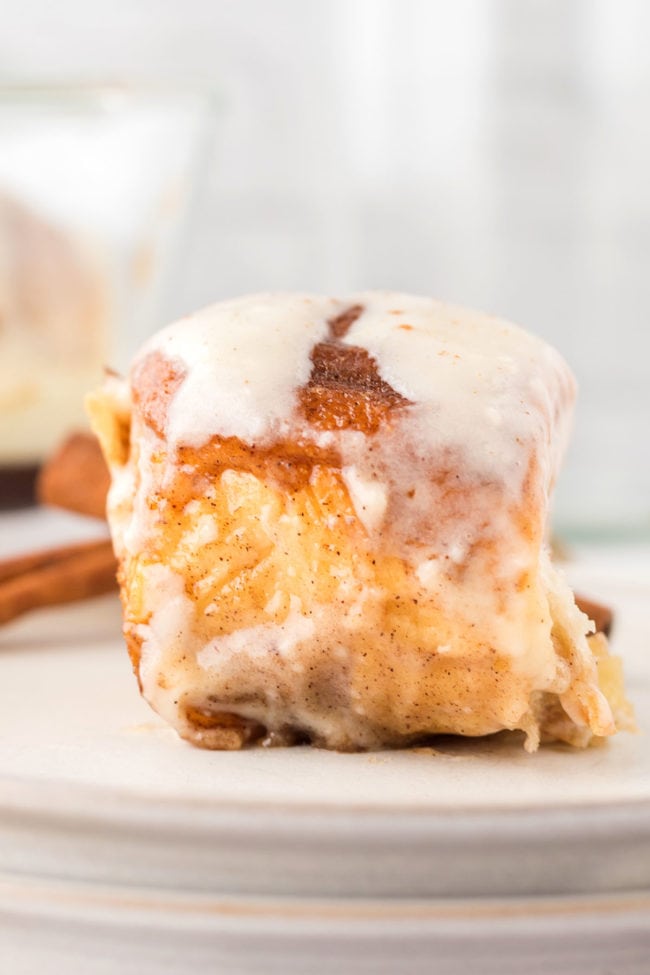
[0,0,648,539]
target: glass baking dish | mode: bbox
[0,84,215,504]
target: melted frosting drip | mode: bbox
[138,291,576,564]
[140,291,574,482]
[141,293,339,445]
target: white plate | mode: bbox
[0,548,649,973]
[0,876,648,975]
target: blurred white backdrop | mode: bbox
[1,0,649,536]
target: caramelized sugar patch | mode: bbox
[328,303,363,339]
[301,304,411,433]
[175,437,342,495]
[183,706,266,749]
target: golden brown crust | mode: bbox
[174,437,341,495]
[86,388,131,469]
[182,706,266,750]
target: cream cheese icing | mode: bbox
[343,291,575,492]
[137,291,575,574]
[140,290,575,490]
[142,292,340,446]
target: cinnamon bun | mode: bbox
[88,292,631,751]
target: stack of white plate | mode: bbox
[0,551,648,974]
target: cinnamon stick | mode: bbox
[36,432,110,520]
[0,539,117,626]
[575,594,614,638]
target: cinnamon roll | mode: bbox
[88,292,631,751]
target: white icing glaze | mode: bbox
[343,290,574,492]
[134,564,197,731]
[139,291,575,547]
[197,602,315,670]
[141,292,574,481]
[139,292,340,446]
